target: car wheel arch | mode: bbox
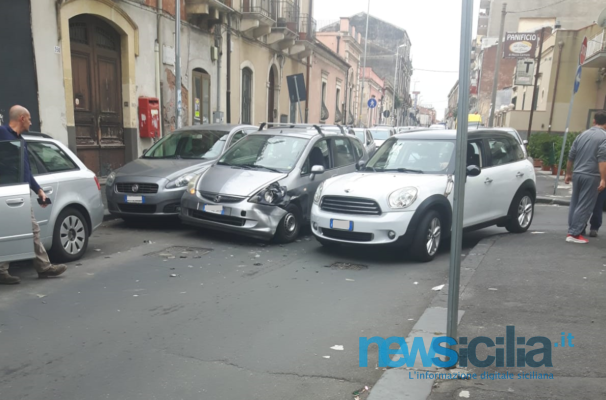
[56,203,92,237]
[507,180,536,216]
[404,195,453,239]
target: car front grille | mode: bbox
[116,183,159,194]
[191,210,246,227]
[321,229,374,242]
[320,196,382,216]
[118,204,157,214]
[199,192,246,204]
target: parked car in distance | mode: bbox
[352,128,377,156]
[0,133,104,262]
[311,129,536,261]
[397,126,416,133]
[105,124,256,221]
[369,127,395,147]
[179,124,369,243]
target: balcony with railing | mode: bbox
[584,30,606,68]
[186,0,234,20]
[240,0,276,34]
[299,14,316,42]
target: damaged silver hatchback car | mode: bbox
[179,124,369,243]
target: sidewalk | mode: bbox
[425,231,606,399]
[535,168,572,206]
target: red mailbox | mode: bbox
[139,97,160,138]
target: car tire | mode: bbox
[274,204,302,244]
[506,191,534,233]
[50,207,89,262]
[410,210,442,263]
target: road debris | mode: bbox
[133,295,139,297]
[346,279,355,282]
[254,263,263,266]
[322,356,330,359]
[170,274,178,278]
[330,345,344,351]
[36,294,46,299]
[459,390,470,398]
[432,284,445,291]
[352,386,370,397]
[414,282,419,285]
[488,288,498,291]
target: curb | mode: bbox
[536,196,571,206]
[367,236,501,400]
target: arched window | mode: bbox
[192,68,211,125]
[242,67,253,124]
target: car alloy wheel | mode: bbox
[426,217,441,257]
[60,215,87,256]
[517,196,533,229]
[284,213,297,233]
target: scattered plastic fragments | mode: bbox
[352,386,370,396]
[330,345,344,351]
[414,282,419,285]
[432,284,445,291]
[488,288,498,291]
[170,274,178,277]
[459,391,470,398]
[322,356,330,359]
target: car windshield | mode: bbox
[365,139,456,174]
[369,128,392,140]
[143,130,229,160]
[353,129,366,143]
[218,135,309,173]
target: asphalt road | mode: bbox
[0,207,564,400]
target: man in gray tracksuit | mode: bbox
[565,111,606,243]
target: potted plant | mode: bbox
[527,133,545,168]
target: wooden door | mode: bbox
[268,68,275,123]
[192,69,211,125]
[70,15,124,177]
[242,68,252,124]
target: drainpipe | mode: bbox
[227,14,232,123]
[215,23,222,123]
[156,0,163,136]
[343,68,350,125]
[548,41,564,134]
[304,0,313,123]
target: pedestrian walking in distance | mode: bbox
[564,110,606,244]
[0,106,67,284]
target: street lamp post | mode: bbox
[358,0,371,128]
[392,44,407,127]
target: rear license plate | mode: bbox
[125,195,144,204]
[331,219,353,231]
[203,204,224,215]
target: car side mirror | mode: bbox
[310,165,325,180]
[466,165,481,177]
[356,160,366,171]
[523,140,528,146]
[142,148,149,156]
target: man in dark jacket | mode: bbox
[0,106,67,284]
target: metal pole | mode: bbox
[527,27,546,140]
[446,0,474,358]
[392,46,401,126]
[175,0,182,129]
[548,42,564,134]
[488,3,507,127]
[358,0,370,127]
[554,95,576,195]
[294,75,304,123]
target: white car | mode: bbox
[310,129,537,261]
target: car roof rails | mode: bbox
[23,131,53,139]
[258,122,324,136]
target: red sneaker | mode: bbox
[566,235,589,244]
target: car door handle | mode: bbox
[42,186,53,195]
[6,198,25,206]
[516,172,525,178]
[484,178,493,185]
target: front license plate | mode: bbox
[203,204,224,215]
[125,195,144,204]
[331,219,353,231]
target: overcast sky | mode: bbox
[315,0,481,120]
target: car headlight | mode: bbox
[106,172,116,186]
[249,182,286,205]
[313,182,324,205]
[167,167,209,189]
[389,187,418,209]
[187,173,203,195]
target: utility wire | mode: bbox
[508,0,570,14]
[413,68,459,73]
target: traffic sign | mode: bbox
[579,36,588,65]
[383,110,390,118]
[367,98,377,109]
[574,65,582,94]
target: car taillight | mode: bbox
[94,176,101,191]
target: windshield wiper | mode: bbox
[240,164,282,173]
[363,166,377,172]
[393,168,424,174]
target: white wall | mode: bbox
[31,0,68,142]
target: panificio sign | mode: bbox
[504,32,539,59]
